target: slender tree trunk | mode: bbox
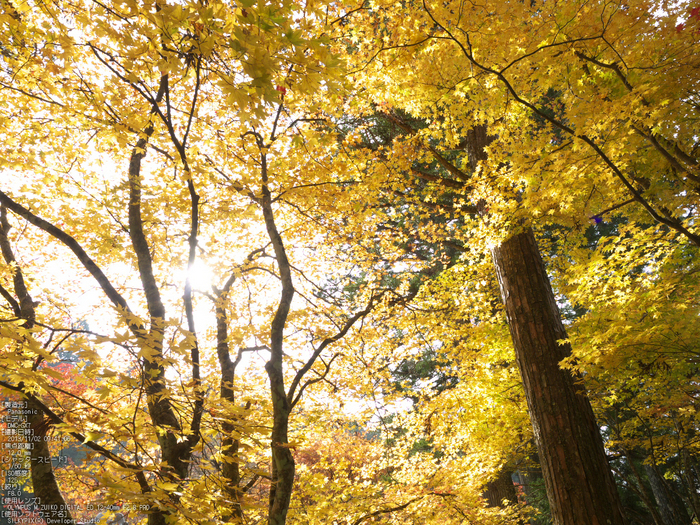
[259,147,296,525]
[672,413,700,520]
[491,229,626,525]
[215,290,245,522]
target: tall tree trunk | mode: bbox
[214,272,261,522]
[462,123,626,524]
[259,146,296,525]
[491,229,626,525]
[381,115,628,524]
[216,290,244,522]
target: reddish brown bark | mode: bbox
[449,120,627,524]
[492,229,626,525]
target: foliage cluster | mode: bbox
[1,0,699,524]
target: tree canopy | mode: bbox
[1,1,699,524]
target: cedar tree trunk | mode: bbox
[491,228,626,525]
[461,123,626,524]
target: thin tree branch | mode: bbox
[352,495,425,525]
[288,292,383,408]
